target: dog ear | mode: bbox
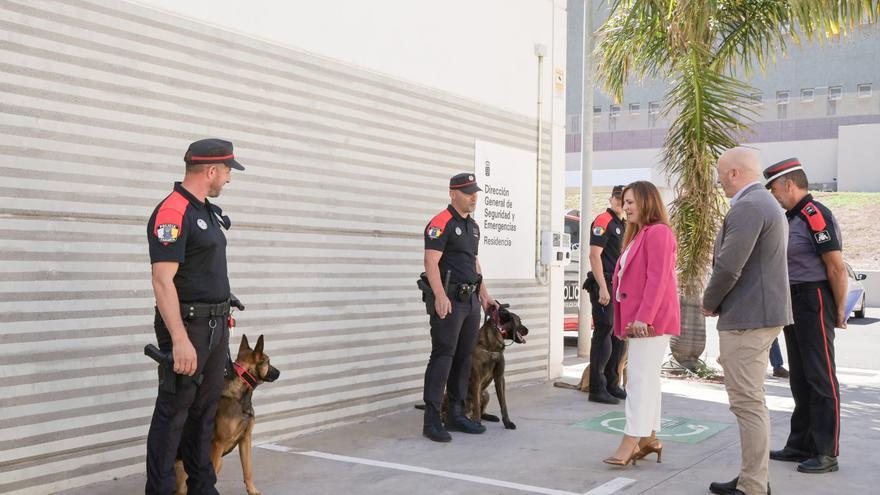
[254,334,265,356]
[239,334,251,353]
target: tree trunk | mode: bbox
[671,293,706,371]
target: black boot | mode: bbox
[422,402,451,442]
[797,455,838,474]
[446,401,486,434]
[588,391,620,404]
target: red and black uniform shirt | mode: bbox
[147,182,231,303]
[424,205,480,285]
[786,194,842,284]
[589,208,625,277]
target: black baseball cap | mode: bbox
[184,139,245,170]
[449,173,482,194]
[611,185,625,197]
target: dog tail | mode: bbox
[552,381,581,390]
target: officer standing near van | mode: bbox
[583,185,627,404]
[145,139,244,494]
[421,173,497,442]
[764,158,845,474]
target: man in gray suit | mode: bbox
[703,148,793,495]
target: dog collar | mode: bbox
[233,361,259,389]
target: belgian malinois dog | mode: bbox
[466,304,528,429]
[553,341,628,392]
[174,334,280,495]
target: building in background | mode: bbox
[0,1,568,493]
[566,1,880,192]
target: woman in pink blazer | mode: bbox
[603,181,680,467]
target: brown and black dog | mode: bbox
[174,334,280,495]
[466,304,528,429]
[553,341,628,392]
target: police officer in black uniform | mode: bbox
[764,158,845,474]
[421,173,497,442]
[145,139,244,494]
[583,185,627,404]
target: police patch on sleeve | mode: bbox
[593,226,605,236]
[427,226,443,239]
[815,230,831,244]
[156,223,180,244]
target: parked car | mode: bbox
[564,211,581,341]
[846,262,867,319]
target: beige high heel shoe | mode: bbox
[603,444,640,467]
[633,439,663,463]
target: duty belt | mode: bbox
[180,300,231,319]
[449,280,481,302]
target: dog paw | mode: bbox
[503,420,517,430]
[481,413,500,422]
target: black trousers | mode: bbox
[783,282,841,457]
[146,310,229,495]
[588,277,624,393]
[423,293,481,409]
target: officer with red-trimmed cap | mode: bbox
[421,173,498,442]
[764,158,845,474]
[583,185,627,404]
[145,138,244,494]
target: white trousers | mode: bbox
[624,334,670,437]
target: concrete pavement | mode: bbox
[59,308,880,495]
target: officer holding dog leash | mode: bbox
[421,173,498,442]
[145,139,243,494]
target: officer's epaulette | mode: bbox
[593,211,613,229]
[800,201,828,233]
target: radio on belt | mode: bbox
[541,231,572,267]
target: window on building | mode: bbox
[801,88,815,102]
[776,90,790,105]
[610,104,621,117]
[750,93,764,106]
[629,103,640,115]
[828,86,842,101]
[776,91,790,120]
[648,101,661,115]
[857,83,872,98]
[593,105,602,117]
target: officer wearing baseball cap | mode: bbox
[764,158,844,474]
[145,138,244,494]
[184,138,246,170]
[421,172,496,442]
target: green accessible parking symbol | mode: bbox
[572,412,731,444]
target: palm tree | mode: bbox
[596,0,878,370]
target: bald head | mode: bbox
[716,147,762,198]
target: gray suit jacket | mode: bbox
[703,183,793,330]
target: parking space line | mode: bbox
[259,443,634,495]
[584,477,636,495]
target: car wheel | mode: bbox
[854,294,866,319]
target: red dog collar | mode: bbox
[233,361,259,389]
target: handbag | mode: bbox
[625,322,656,338]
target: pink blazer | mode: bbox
[611,224,681,338]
